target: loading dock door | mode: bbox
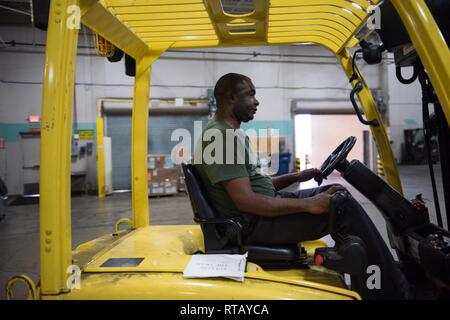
[295,114,369,170]
[106,114,208,190]
[310,115,367,167]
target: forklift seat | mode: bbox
[181,163,307,268]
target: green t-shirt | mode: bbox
[195,117,275,218]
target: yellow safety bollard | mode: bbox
[377,155,385,177]
[296,158,301,172]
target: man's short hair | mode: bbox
[214,73,250,104]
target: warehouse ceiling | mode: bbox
[1,0,377,55]
[0,0,32,25]
[80,0,378,58]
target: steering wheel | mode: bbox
[314,136,356,186]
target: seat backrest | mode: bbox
[182,163,231,251]
[181,163,218,220]
[182,163,305,264]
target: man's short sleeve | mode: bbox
[201,128,249,185]
[202,163,249,185]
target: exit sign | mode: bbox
[28,115,40,123]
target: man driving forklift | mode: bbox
[195,73,411,300]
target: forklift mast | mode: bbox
[379,0,450,231]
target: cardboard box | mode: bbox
[148,167,178,196]
[171,148,192,165]
[176,165,186,192]
[148,168,177,182]
[148,181,177,196]
[162,179,178,194]
[147,154,166,169]
[149,182,164,195]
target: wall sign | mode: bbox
[78,130,94,140]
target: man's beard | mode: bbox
[232,104,253,123]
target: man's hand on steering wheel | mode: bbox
[296,168,321,182]
[305,185,347,215]
[324,185,347,195]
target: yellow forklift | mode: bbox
[6,0,450,300]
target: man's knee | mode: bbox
[324,184,348,193]
[327,183,345,189]
[338,194,371,224]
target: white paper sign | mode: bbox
[183,253,248,282]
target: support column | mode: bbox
[131,56,153,228]
[391,0,450,125]
[130,48,169,228]
[338,49,403,194]
[40,0,79,294]
[96,116,105,198]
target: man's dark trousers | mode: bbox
[242,184,411,300]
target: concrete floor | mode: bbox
[0,165,446,300]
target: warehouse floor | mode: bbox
[0,165,446,300]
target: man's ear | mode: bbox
[228,92,236,103]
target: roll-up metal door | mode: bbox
[106,110,208,190]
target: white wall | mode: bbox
[0,25,419,194]
[386,54,423,162]
[310,115,367,168]
[1,26,382,121]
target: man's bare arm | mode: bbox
[271,168,321,191]
[222,176,342,217]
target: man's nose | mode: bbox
[255,99,259,106]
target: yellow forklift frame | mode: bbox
[9,0,449,299]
